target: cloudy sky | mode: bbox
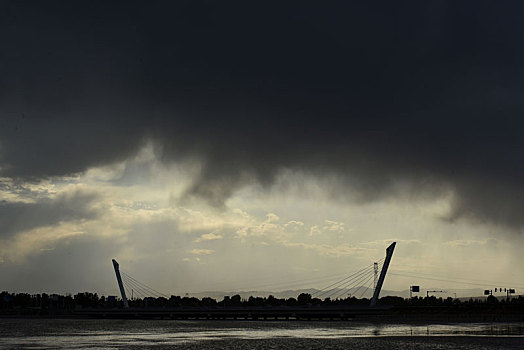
[1,1,523,296]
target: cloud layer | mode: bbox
[1,2,524,228]
[0,191,99,238]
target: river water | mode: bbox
[0,319,522,349]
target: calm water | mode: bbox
[0,319,522,349]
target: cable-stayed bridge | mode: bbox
[76,241,523,320]
[77,243,397,320]
[117,257,387,302]
[115,243,395,306]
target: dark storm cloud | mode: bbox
[1,1,524,228]
[0,191,100,238]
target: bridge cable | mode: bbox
[314,257,385,296]
[350,273,376,300]
[313,258,385,299]
[120,271,169,298]
[120,274,151,299]
[356,276,376,299]
[120,273,166,299]
[315,261,377,295]
[322,266,374,299]
[124,276,163,299]
[331,260,384,300]
[329,264,379,300]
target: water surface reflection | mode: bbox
[0,319,522,349]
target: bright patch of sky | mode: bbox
[0,143,522,296]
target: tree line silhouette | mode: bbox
[1,291,522,316]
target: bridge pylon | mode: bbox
[370,242,396,307]
[112,259,129,308]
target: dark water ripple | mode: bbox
[0,319,522,349]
